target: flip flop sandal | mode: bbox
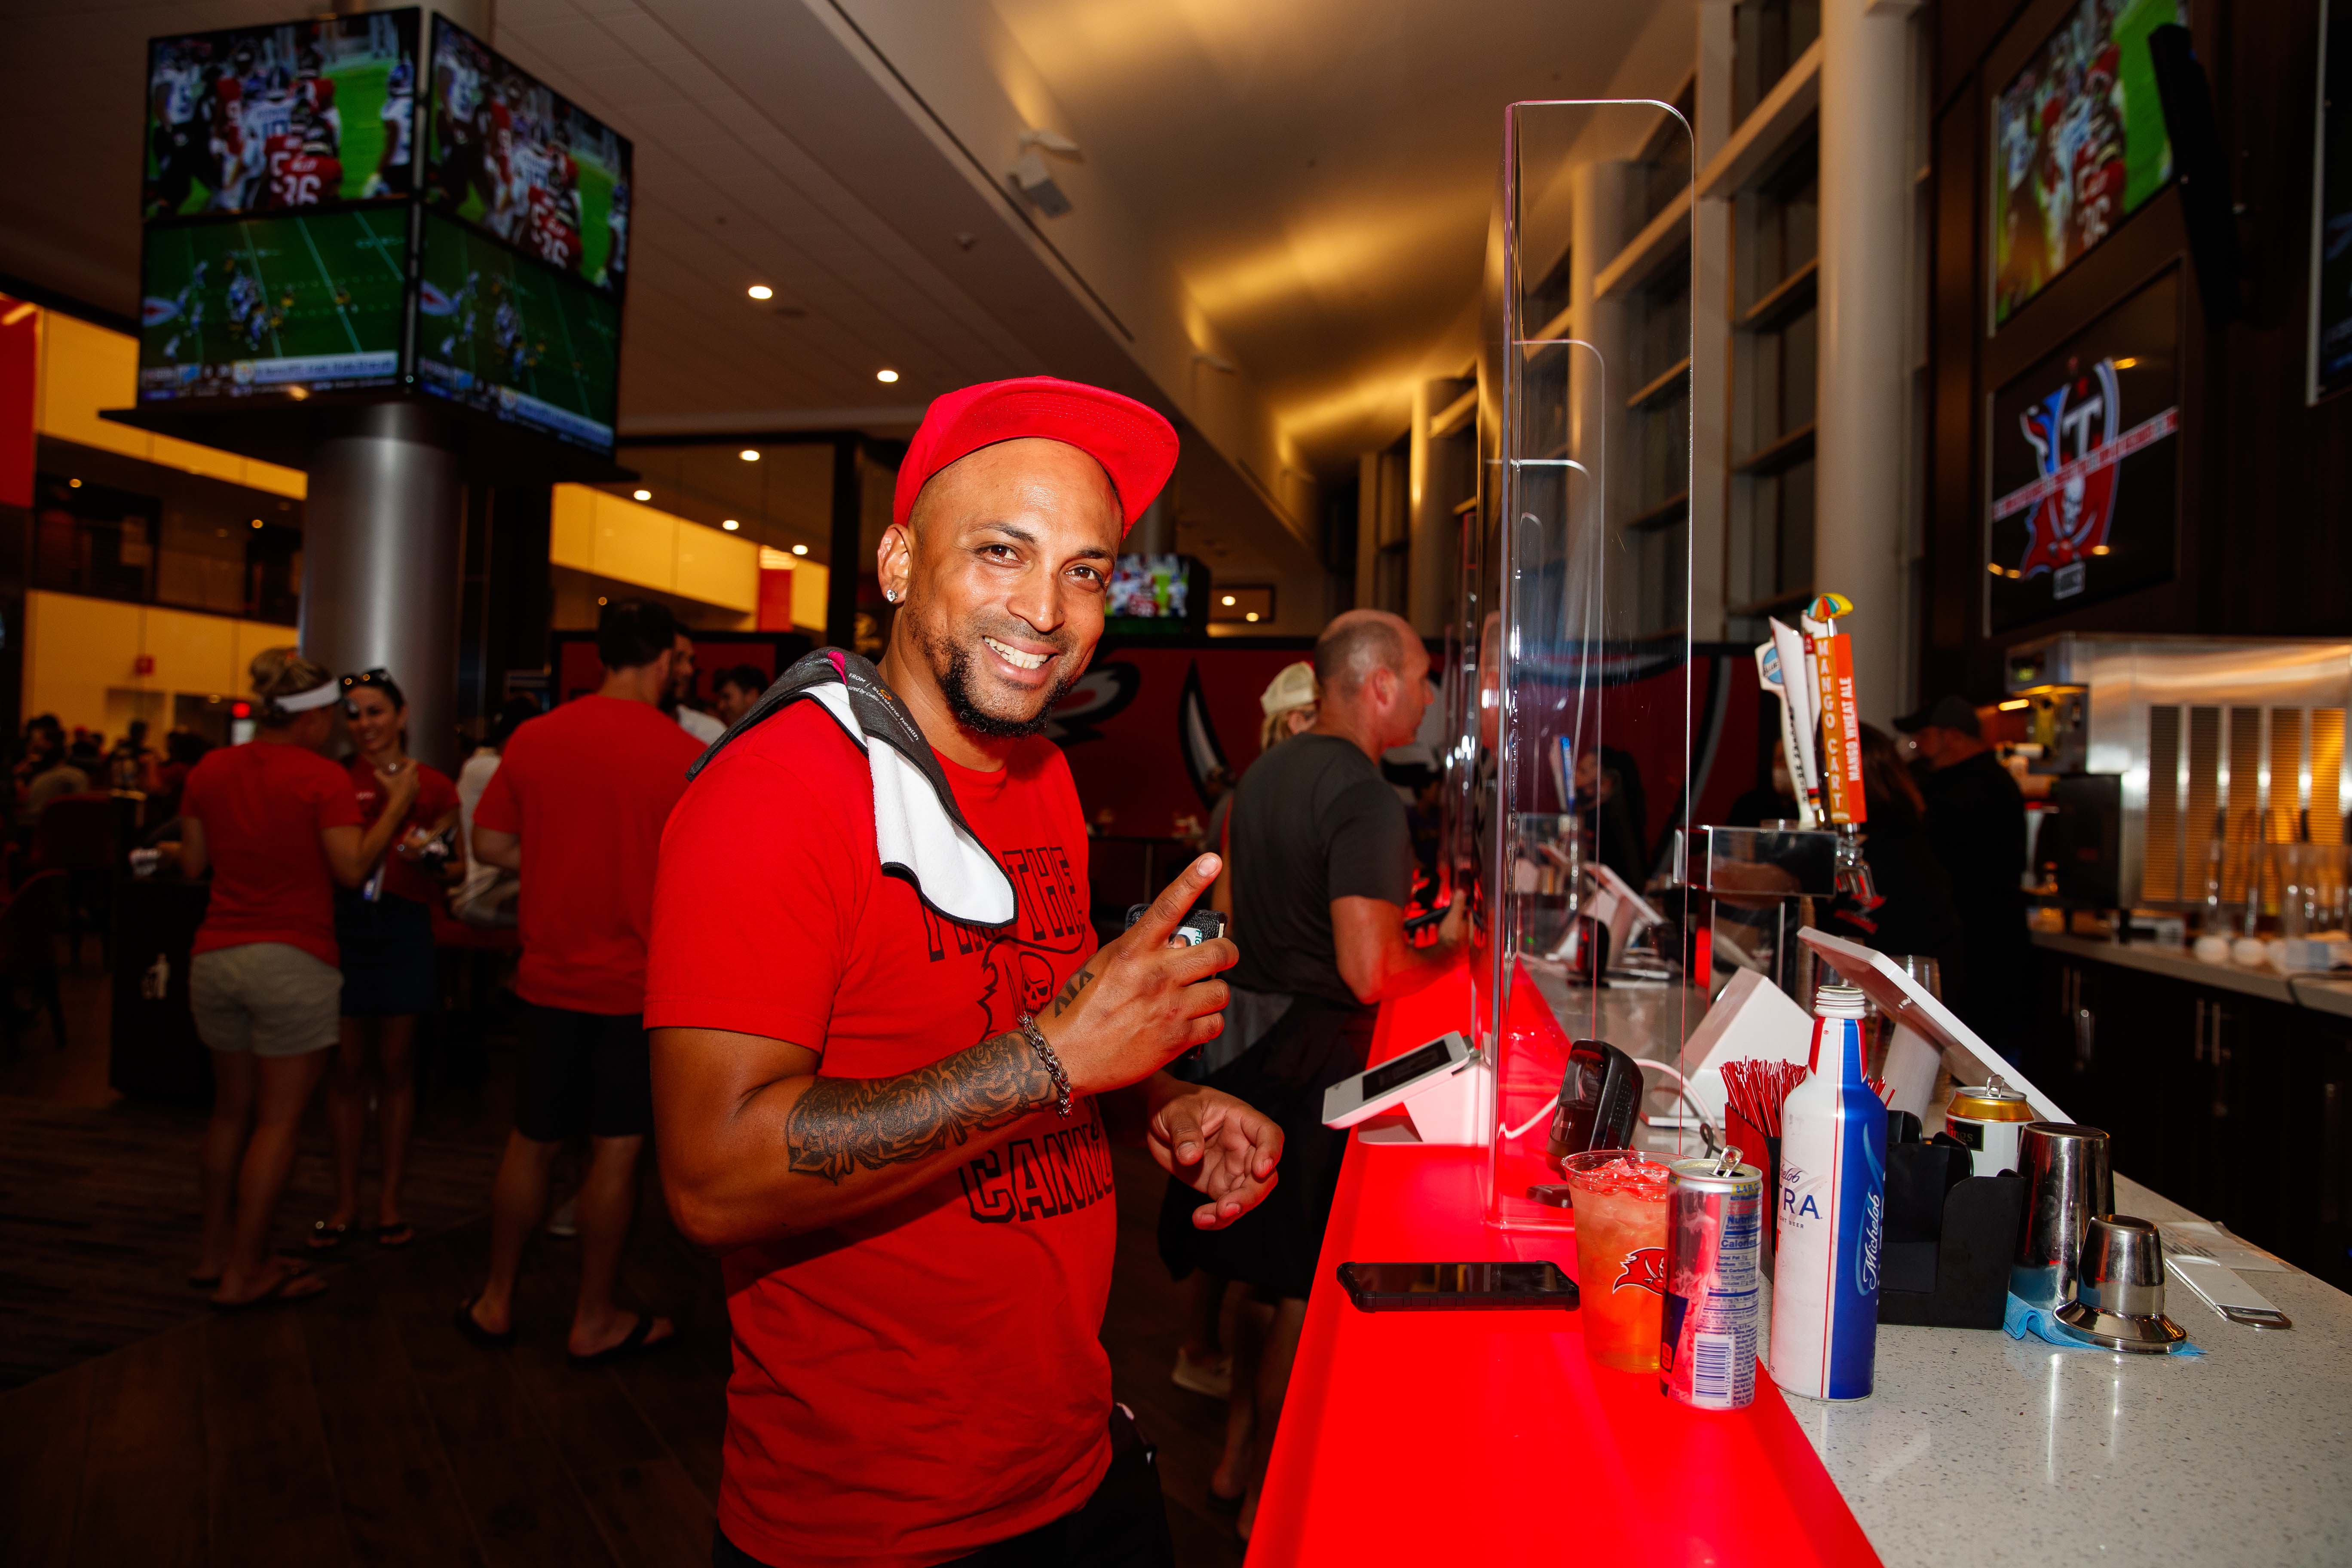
[453,1295,516,1349]
[304,1220,353,1253]
[567,1313,674,1369]
[212,1266,326,1313]
[373,1222,416,1249]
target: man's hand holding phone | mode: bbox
[1038,854,1236,1096]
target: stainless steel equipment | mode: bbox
[2054,1215,2189,1351]
[1677,825,1841,1000]
[2004,634,2352,914]
[2011,1122,2116,1308]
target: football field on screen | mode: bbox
[140,209,408,372]
[418,220,617,424]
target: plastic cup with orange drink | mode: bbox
[1563,1149,1674,1372]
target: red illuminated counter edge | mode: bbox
[1245,962,2352,1568]
[1243,962,1879,1567]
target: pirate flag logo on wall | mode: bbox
[2015,357,2122,600]
[1985,268,2184,634]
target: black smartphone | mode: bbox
[1123,903,1227,945]
[1336,1261,1578,1313]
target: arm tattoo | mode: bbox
[1050,967,1094,1017]
[784,1032,1054,1184]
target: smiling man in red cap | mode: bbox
[647,377,1282,1568]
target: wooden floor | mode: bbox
[0,961,1249,1568]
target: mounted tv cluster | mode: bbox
[132,9,632,466]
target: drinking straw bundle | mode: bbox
[1720,1058,1810,1138]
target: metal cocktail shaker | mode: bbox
[2009,1122,2114,1308]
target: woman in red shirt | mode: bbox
[308,669,461,1253]
[177,649,419,1308]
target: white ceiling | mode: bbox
[977,0,1663,466]
[0,0,1687,604]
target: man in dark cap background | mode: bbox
[1895,694,2029,1048]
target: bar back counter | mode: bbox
[1247,968,2352,1567]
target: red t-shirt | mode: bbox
[646,701,1110,1568]
[475,694,701,1015]
[182,739,363,968]
[345,755,459,908]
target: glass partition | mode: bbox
[1452,100,1698,1231]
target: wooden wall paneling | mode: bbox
[1927,80,1981,700]
[1936,0,2034,113]
[2214,0,2352,636]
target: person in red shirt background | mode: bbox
[175,649,419,1309]
[459,598,705,1362]
[307,668,460,1256]
[648,378,1284,1568]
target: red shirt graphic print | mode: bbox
[646,699,1111,1568]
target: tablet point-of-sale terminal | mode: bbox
[1320,1031,1491,1146]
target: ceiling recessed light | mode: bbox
[1221,594,1236,606]
[722,519,739,531]
[740,449,760,462]
[67,478,81,488]
[747,284,773,301]
[876,368,900,384]
[597,596,608,606]
[791,542,809,556]
[1244,612,1260,623]
[632,488,652,501]
[250,518,263,529]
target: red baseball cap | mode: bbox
[892,376,1179,534]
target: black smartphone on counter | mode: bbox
[1337,1261,1579,1313]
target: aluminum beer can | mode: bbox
[1945,1081,2034,1176]
[1660,1154,1763,1410]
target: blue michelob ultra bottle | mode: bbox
[1767,982,1885,1401]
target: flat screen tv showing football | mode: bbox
[416,213,620,452]
[424,17,633,295]
[144,11,419,219]
[1990,0,2184,329]
[1104,554,1207,635]
[133,9,631,461]
[138,209,408,398]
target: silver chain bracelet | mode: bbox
[1015,1012,1073,1118]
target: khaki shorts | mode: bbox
[190,943,342,1058]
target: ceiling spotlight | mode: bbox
[1245,612,1260,623]
[250,518,263,529]
[722,519,739,531]
[597,596,608,606]
[740,449,760,462]
[791,543,809,556]
[633,488,652,501]
[747,284,773,301]
[68,478,80,488]
[1221,594,1236,606]
[876,368,900,384]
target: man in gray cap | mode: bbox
[1894,694,2027,1044]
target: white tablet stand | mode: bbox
[1322,1031,1494,1147]
[1798,926,2071,1124]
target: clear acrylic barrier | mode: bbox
[1450,101,1697,1230]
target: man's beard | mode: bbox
[931,631,1075,741]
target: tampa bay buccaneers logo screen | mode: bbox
[1985,270,2181,634]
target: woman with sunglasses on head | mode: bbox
[178,649,420,1308]
[309,668,461,1254]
